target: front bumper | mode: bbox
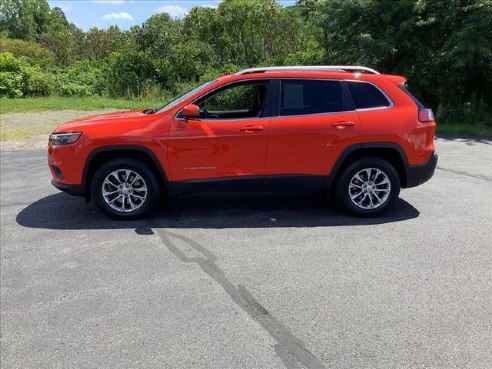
[51,179,85,197]
[405,151,438,188]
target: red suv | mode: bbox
[48,66,437,219]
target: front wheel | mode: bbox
[336,158,400,217]
[91,158,160,219]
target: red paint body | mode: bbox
[48,71,436,189]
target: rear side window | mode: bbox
[347,81,391,110]
[280,80,345,116]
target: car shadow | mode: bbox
[16,192,420,230]
[436,134,492,144]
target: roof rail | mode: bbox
[235,65,380,75]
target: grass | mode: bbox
[0,117,68,143]
[0,96,165,114]
[436,123,492,138]
[0,128,48,141]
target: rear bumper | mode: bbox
[51,179,85,197]
[405,151,438,188]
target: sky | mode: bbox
[47,0,298,31]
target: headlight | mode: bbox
[49,132,82,145]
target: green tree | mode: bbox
[0,33,54,67]
[303,0,491,120]
[137,13,182,58]
[0,0,51,41]
[106,51,156,98]
[79,26,122,61]
[218,0,304,65]
[38,6,80,65]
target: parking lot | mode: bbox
[1,137,491,369]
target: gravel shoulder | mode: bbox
[0,109,124,151]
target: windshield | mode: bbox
[158,80,217,112]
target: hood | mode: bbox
[54,110,155,132]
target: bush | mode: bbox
[106,51,157,98]
[437,95,492,127]
[0,71,23,97]
[52,60,106,97]
[0,36,54,69]
[23,65,52,96]
[0,52,51,97]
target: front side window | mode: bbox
[280,80,345,116]
[198,82,268,119]
[347,81,391,110]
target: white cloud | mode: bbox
[101,12,134,20]
[92,1,126,4]
[157,5,188,18]
[200,4,218,9]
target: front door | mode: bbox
[168,80,271,188]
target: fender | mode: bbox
[326,142,410,188]
[82,145,171,198]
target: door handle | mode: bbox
[331,121,355,129]
[240,125,264,133]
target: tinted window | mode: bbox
[280,80,344,116]
[197,82,268,119]
[347,81,391,109]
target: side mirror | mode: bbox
[182,104,200,119]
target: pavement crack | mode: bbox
[150,227,327,369]
[437,166,492,182]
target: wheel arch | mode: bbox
[82,145,169,201]
[330,143,409,188]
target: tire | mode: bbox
[91,158,160,220]
[336,157,400,217]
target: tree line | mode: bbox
[1,0,491,125]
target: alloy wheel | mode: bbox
[348,168,391,209]
[102,169,148,213]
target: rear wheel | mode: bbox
[336,157,400,217]
[91,158,159,219]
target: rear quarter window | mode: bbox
[347,81,391,110]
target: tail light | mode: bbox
[418,108,434,122]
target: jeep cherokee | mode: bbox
[48,65,438,219]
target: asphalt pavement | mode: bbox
[1,137,491,369]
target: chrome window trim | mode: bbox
[176,116,271,122]
[175,78,272,121]
[345,79,394,111]
[270,110,356,119]
[277,78,351,117]
[276,78,394,117]
[175,77,395,121]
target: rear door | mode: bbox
[264,79,361,187]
